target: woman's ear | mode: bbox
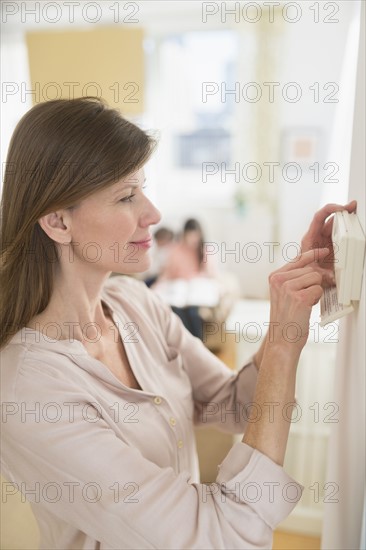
[38,210,72,244]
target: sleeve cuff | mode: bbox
[238,357,258,381]
[216,442,304,529]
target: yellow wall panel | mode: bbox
[0,474,40,549]
[26,27,144,114]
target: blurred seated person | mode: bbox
[151,219,218,341]
[144,227,174,287]
[159,219,216,280]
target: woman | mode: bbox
[152,218,216,340]
[0,97,356,549]
[143,226,175,288]
[159,218,213,280]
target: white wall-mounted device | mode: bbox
[320,210,366,326]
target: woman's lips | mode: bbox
[130,238,152,248]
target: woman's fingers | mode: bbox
[273,248,330,274]
[345,199,358,212]
[301,201,357,251]
[273,262,334,289]
[299,284,324,306]
[318,267,336,287]
[311,201,357,232]
[269,249,334,299]
[267,251,328,350]
[270,265,313,282]
[320,200,357,238]
[270,271,323,307]
[283,270,323,292]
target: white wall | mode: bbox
[277,2,356,246]
[322,1,365,548]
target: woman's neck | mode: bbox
[26,285,113,343]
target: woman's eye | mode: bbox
[119,185,147,203]
[120,194,135,203]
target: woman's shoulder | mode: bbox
[0,341,79,407]
[0,343,28,396]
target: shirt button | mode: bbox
[177,440,184,449]
[170,417,176,427]
[154,396,162,405]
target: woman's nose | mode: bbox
[140,197,161,227]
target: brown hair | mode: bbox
[183,218,205,266]
[0,97,157,350]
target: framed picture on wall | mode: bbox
[281,127,323,168]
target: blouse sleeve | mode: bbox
[1,360,303,550]
[139,280,259,434]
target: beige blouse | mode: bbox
[0,275,303,549]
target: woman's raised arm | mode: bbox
[243,248,328,466]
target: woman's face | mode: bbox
[65,167,161,274]
[184,230,201,249]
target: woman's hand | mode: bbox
[266,248,330,357]
[253,201,356,370]
[301,200,357,287]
